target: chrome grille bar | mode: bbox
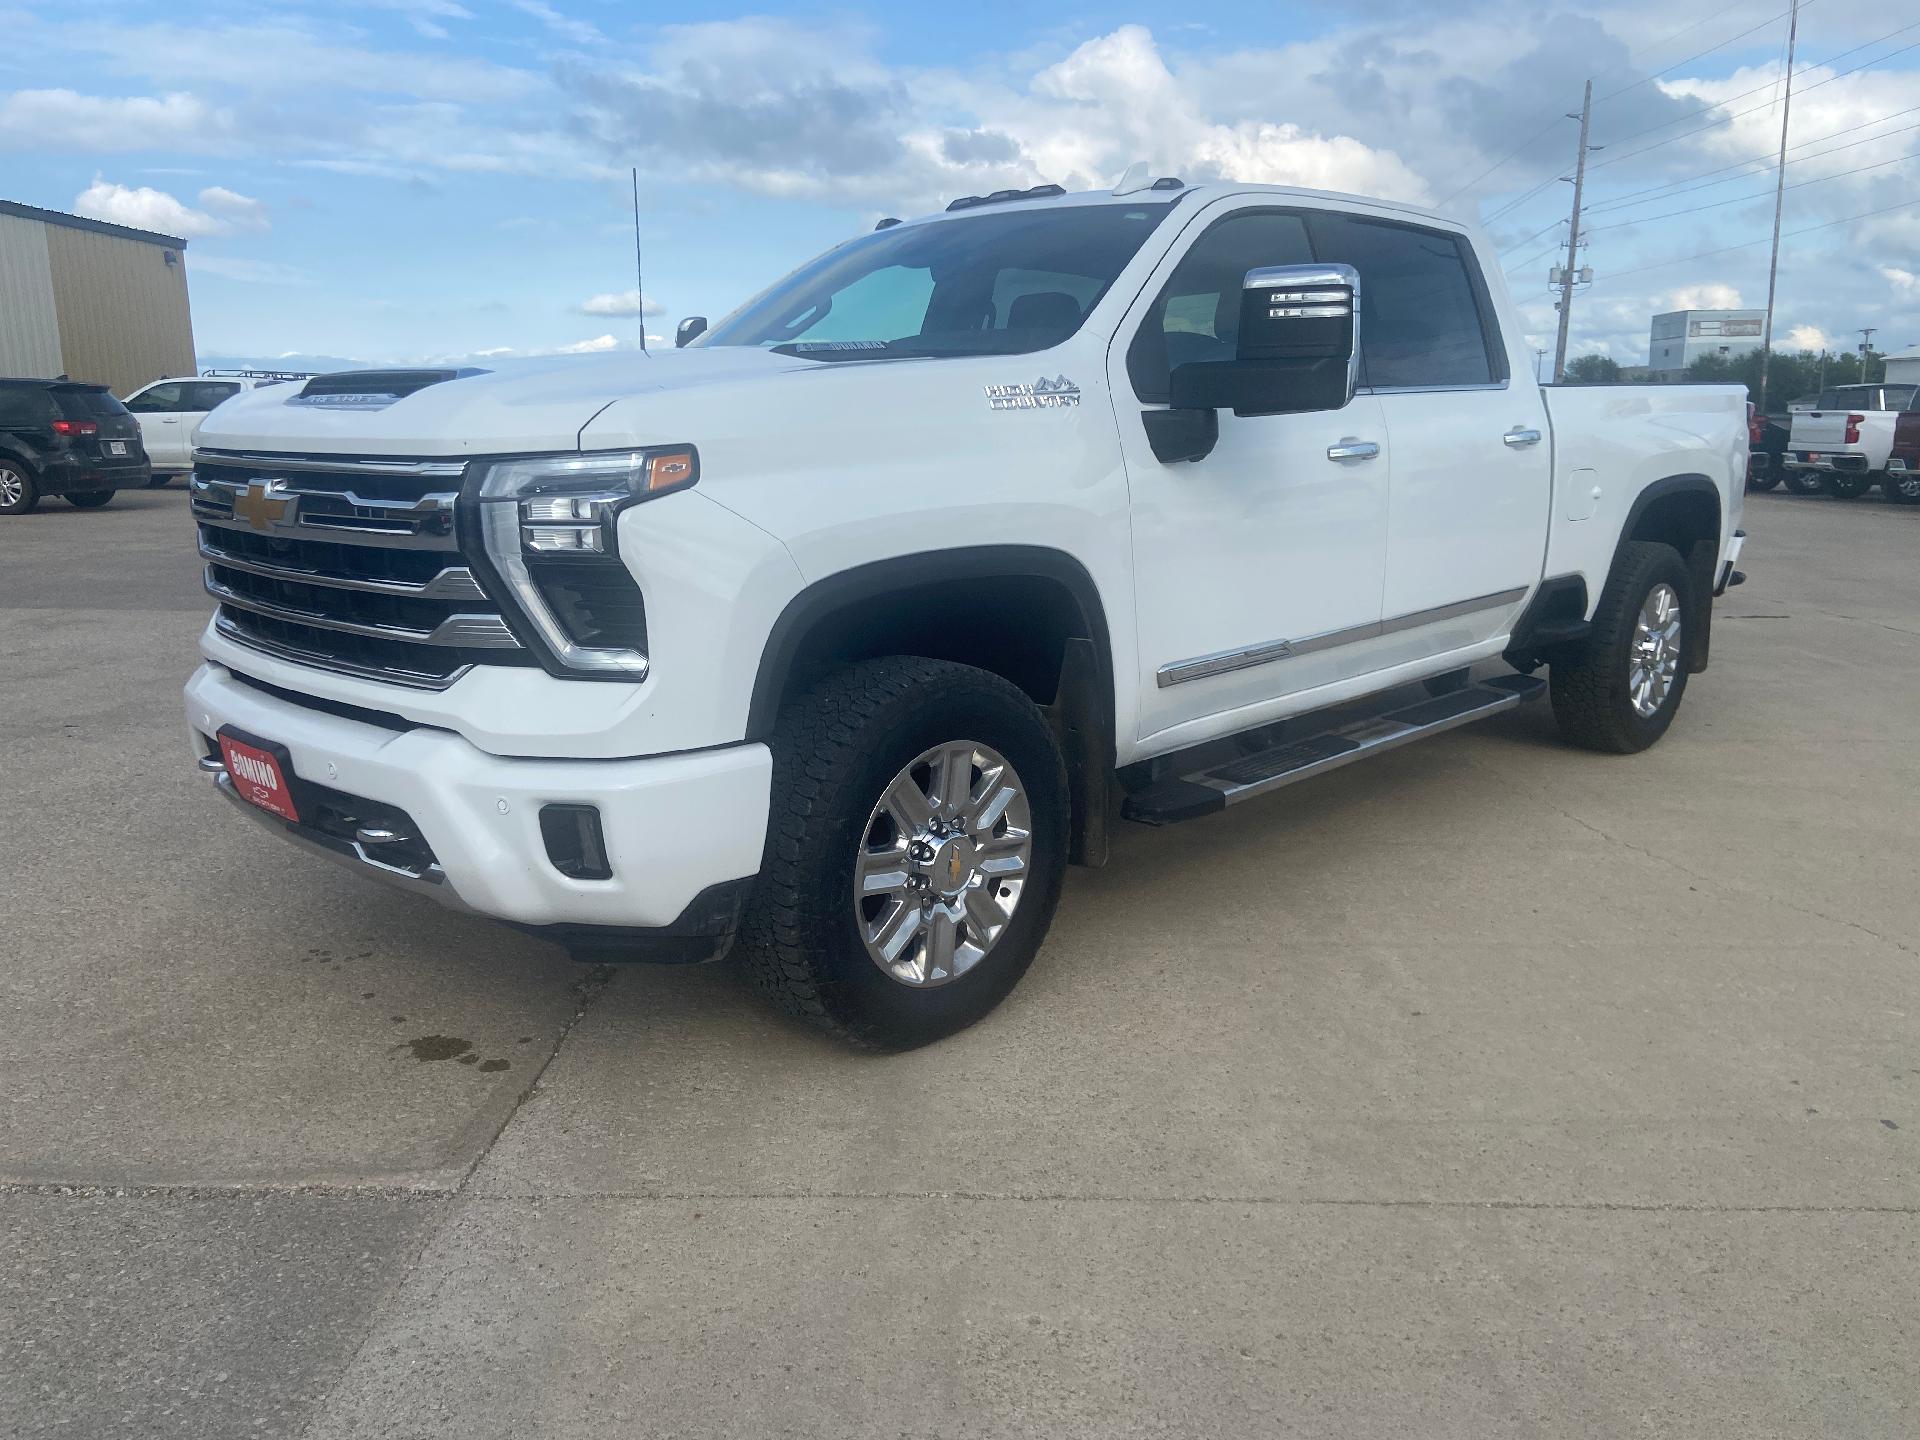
[205,572,523,649]
[198,536,486,600]
[211,612,472,691]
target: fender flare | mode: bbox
[745,544,1115,742]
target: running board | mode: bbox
[1121,673,1547,826]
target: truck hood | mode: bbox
[193,349,823,457]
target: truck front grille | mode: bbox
[192,451,534,690]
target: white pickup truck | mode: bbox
[184,176,1748,1048]
[1784,382,1920,497]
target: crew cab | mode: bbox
[0,378,151,514]
[123,370,312,486]
[1784,382,1919,497]
[182,177,1748,1048]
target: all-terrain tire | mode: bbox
[738,656,1069,1050]
[1783,470,1825,495]
[1825,472,1873,499]
[66,489,115,508]
[1549,540,1694,755]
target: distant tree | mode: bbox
[1679,347,1880,412]
[1565,353,1623,383]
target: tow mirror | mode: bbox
[675,316,707,348]
[1167,263,1360,421]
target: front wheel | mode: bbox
[1883,470,1920,505]
[1825,472,1873,499]
[1783,470,1825,495]
[145,474,175,489]
[739,656,1069,1050]
[66,489,115,509]
[1549,541,1693,754]
[1746,466,1782,491]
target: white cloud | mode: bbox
[1884,267,1919,297]
[1786,324,1834,351]
[1666,283,1744,312]
[556,334,620,353]
[577,289,663,318]
[72,179,268,238]
[510,0,603,47]
[0,90,231,152]
[355,0,474,41]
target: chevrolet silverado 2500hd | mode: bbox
[185,177,1749,1048]
[1784,382,1919,498]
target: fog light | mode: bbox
[540,803,612,881]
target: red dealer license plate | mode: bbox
[218,731,301,822]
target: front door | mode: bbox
[123,381,189,468]
[1110,202,1392,750]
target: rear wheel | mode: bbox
[1824,472,1873,499]
[1549,541,1693,754]
[1746,465,1782,491]
[0,461,39,515]
[66,489,114,509]
[739,656,1069,1050]
[1783,470,1825,495]
[145,473,175,489]
[1883,470,1920,505]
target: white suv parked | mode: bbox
[122,371,312,485]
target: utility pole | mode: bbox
[631,167,646,353]
[1534,347,1549,382]
[1757,0,1800,411]
[1552,80,1596,383]
[1860,326,1878,378]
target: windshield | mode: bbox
[700,202,1175,359]
[51,385,129,418]
[1817,385,1916,411]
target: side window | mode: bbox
[185,382,241,411]
[0,389,49,428]
[125,382,186,413]
[991,268,1104,343]
[1306,214,1500,389]
[1127,211,1314,404]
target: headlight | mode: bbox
[468,446,698,680]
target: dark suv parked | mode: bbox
[0,378,152,515]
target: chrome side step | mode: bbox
[1120,673,1547,826]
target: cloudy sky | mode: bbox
[3,0,1917,369]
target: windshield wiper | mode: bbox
[768,340,898,361]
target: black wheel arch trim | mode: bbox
[746,545,1116,743]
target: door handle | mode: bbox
[1326,439,1380,461]
[1502,427,1542,448]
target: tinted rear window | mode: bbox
[52,386,130,419]
[0,387,53,427]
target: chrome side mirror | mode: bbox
[1168,263,1360,418]
[675,316,707,348]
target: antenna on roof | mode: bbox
[1111,162,1153,196]
[631,167,646,355]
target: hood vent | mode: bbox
[290,368,486,411]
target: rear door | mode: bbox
[123,381,190,467]
[1305,211,1548,654]
[181,381,242,464]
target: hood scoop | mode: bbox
[290,367,487,411]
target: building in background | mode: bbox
[1647,309,1765,372]
[1882,349,1920,386]
[0,199,195,397]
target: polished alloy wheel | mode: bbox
[0,467,23,509]
[1890,472,1920,502]
[1629,582,1682,718]
[854,740,1032,988]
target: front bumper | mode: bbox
[184,663,771,945]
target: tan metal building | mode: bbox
[0,199,196,397]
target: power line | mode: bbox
[1582,105,1920,213]
[1583,144,1920,233]
[1589,193,1920,284]
[1497,214,1568,255]
[1589,20,1920,171]
[1594,2,1804,104]
[1435,119,1571,208]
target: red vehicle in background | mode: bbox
[1887,411,1920,504]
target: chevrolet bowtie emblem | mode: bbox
[232,480,293,531]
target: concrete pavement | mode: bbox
[2,486,1915,1438]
